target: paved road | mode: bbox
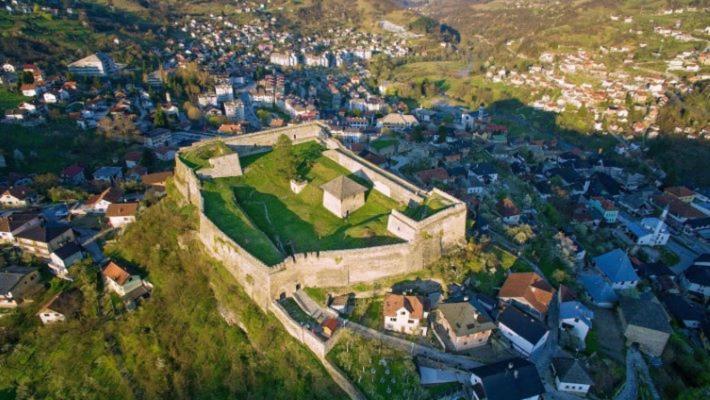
[614,347,661,400]
[240,91,261,129]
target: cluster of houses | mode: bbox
[0,162,169,321]
[491,46,709,139]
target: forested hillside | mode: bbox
[0,187,344,399]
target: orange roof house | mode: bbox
[498,272,555,317]
[383,293,426,320]
[102,261,131,285]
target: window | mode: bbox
[408,320,414,324]
[390,318,396,322]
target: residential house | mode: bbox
[15,223,75,259]
[589,196,619,224]
[559,299,594,344]
[102,261,153,309]
[0,212,42,243]
[377,113,418,130]
[435,302,496,351]
[498,272,555,319]
[681,254,710,300]
[124,151,142,168]
[85,187,124,213]
[383,293,428,336]
[48,241,84,276]
[0,186,36,208]
[93,166,123,183]
[321,317,339,338]
[497,198,521,225]
[618,294,672,357]
[329,294,351,315]
[60,165,86,185]
[67,52,118,77]
[593,249,639,289]
[664,186,695,203]
[661,294,704,329]
[579,272,618,308]
[497,305,550,356]
[155,146,177,162]
[469,357,545,400]
[0,266,40,308]
[141,171,173,196]
[469,162,498,183]
[416,168,449,187]
[652,193,705,224]
[37,288,83,324]
[106,203,139,228]
[551,356,593,395]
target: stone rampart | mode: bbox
[174,156,204,211]
[224,122,325,155]
[174,123,468,312]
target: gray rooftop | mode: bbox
[320,175,367,200]
[438,302,495,337]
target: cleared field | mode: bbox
[202,142,405,265]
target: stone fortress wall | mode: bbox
[174,122,467,311]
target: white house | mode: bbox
[270,52,298,67]
[85,187,123,213]
[497,306,549,356]
[551,357,593,395]
[37,289,83,325]
[67,52,118,77]
[681,254,710,299]
[383,293,428,336]
[0,266,40,308]
[106,203,138,228]
[102,261,153,309]
[48,242,84,277]
[559,300,594,343]
[0,212,42,243]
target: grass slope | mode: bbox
[202,142,405,265]
[0,187,345,399]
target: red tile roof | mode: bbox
[383,293,426,320]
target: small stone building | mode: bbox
[618,295,672,357]
[320,176,367,218]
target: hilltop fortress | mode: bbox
[174,122,467,311]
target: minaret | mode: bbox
[654,206,668,239]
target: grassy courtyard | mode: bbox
[201,142,406,265]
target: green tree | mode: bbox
[153,105,168,128]
[273,134,297,180]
